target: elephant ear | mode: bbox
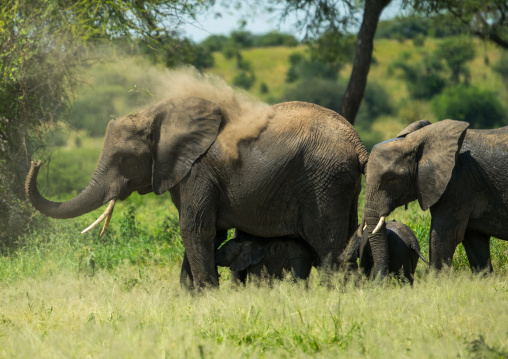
[396,120,432,138]
[152,97,222,194]
[230,240,267,272]
[406,119,469,211]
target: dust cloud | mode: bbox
[146,66,272,161]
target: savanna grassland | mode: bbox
[2,38,508,357]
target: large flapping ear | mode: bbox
[151,97,222,194]
[396,120,432,138]
[230,240,267,272]
[406,119,469,211]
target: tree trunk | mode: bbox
[340,0,392,125]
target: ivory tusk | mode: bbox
[81,199,116,235]
[357,222,367,236]
[99,210,113,237]
[372,216,386,235]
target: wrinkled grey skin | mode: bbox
[342,221,427,285]
[26,97,368,289]
[361,120,508,277]
[215,231,321,284]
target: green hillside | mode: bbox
[207,38,507,142]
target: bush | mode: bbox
[200,34,229,52]
[285,52,339,83]
[390,53,448,99]
[233,71,256,90]
[362,82,393,119]
[281,78,346,113]
[435,37,475,84]
[254,31,299,47]
[431,85,507,129]
[413,33,425,47]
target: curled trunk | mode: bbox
[25,160,106,219]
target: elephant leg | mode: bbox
[288,256,313,280]
[231,270,247,286]
[462,230,493,274]
[428,211,467,270]
[180,229,228,289]
[180,252,194,290]
[179,202,220,288]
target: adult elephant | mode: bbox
[26,97,368,288]
[361,119,508,277]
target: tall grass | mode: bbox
[1,260,508,357]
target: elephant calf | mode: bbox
[215,231,321,284]
[341,221,428,285]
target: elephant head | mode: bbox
[215,237,267,271]
[25,97,222,234]
[362,119,469,276]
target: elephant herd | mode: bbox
[25,97,508,289]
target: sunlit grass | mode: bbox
[1,259,507,358]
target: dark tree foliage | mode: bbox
[389,53,449,99]
[376,14,467,40]
[413,0,508,49]
[253,31,299,47]
[282,78,346,113]
[285,52,340,83]
[432,85,507,129]
[435,37,475,84]
[200,35,229,52]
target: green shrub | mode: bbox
[431,85,507,128]
[281,78,345,113]
[362,81,393,119]
[200,34,229,52]
[254,31,299,47]
[285,52,339,83]
[390,53,448,99]
[413,33,425,47]
[233,71,256,89]
[435,37,475,84]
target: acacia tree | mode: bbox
[0,0,207,245]
[276,0,392,124]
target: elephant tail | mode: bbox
[352,134,369,175]
[412,246,429,265]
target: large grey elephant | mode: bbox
[360,119,508,277]
[26,97,368,288]
[215,231,321,284]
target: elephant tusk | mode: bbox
[357,223,367,236]
[372,216,386,235]
[81,199,116,235]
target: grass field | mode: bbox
[1,208,508,357]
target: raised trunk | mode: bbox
[339,0,392,124]
[364,206,389,277]
[25,160,106,219]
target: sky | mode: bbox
[182,1,402,43]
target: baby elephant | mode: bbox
[215,231,321,284]
[341,221,428,284]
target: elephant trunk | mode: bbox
[25,160,107,219]
[363,206,389,277]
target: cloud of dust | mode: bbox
[145,66,272,161]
